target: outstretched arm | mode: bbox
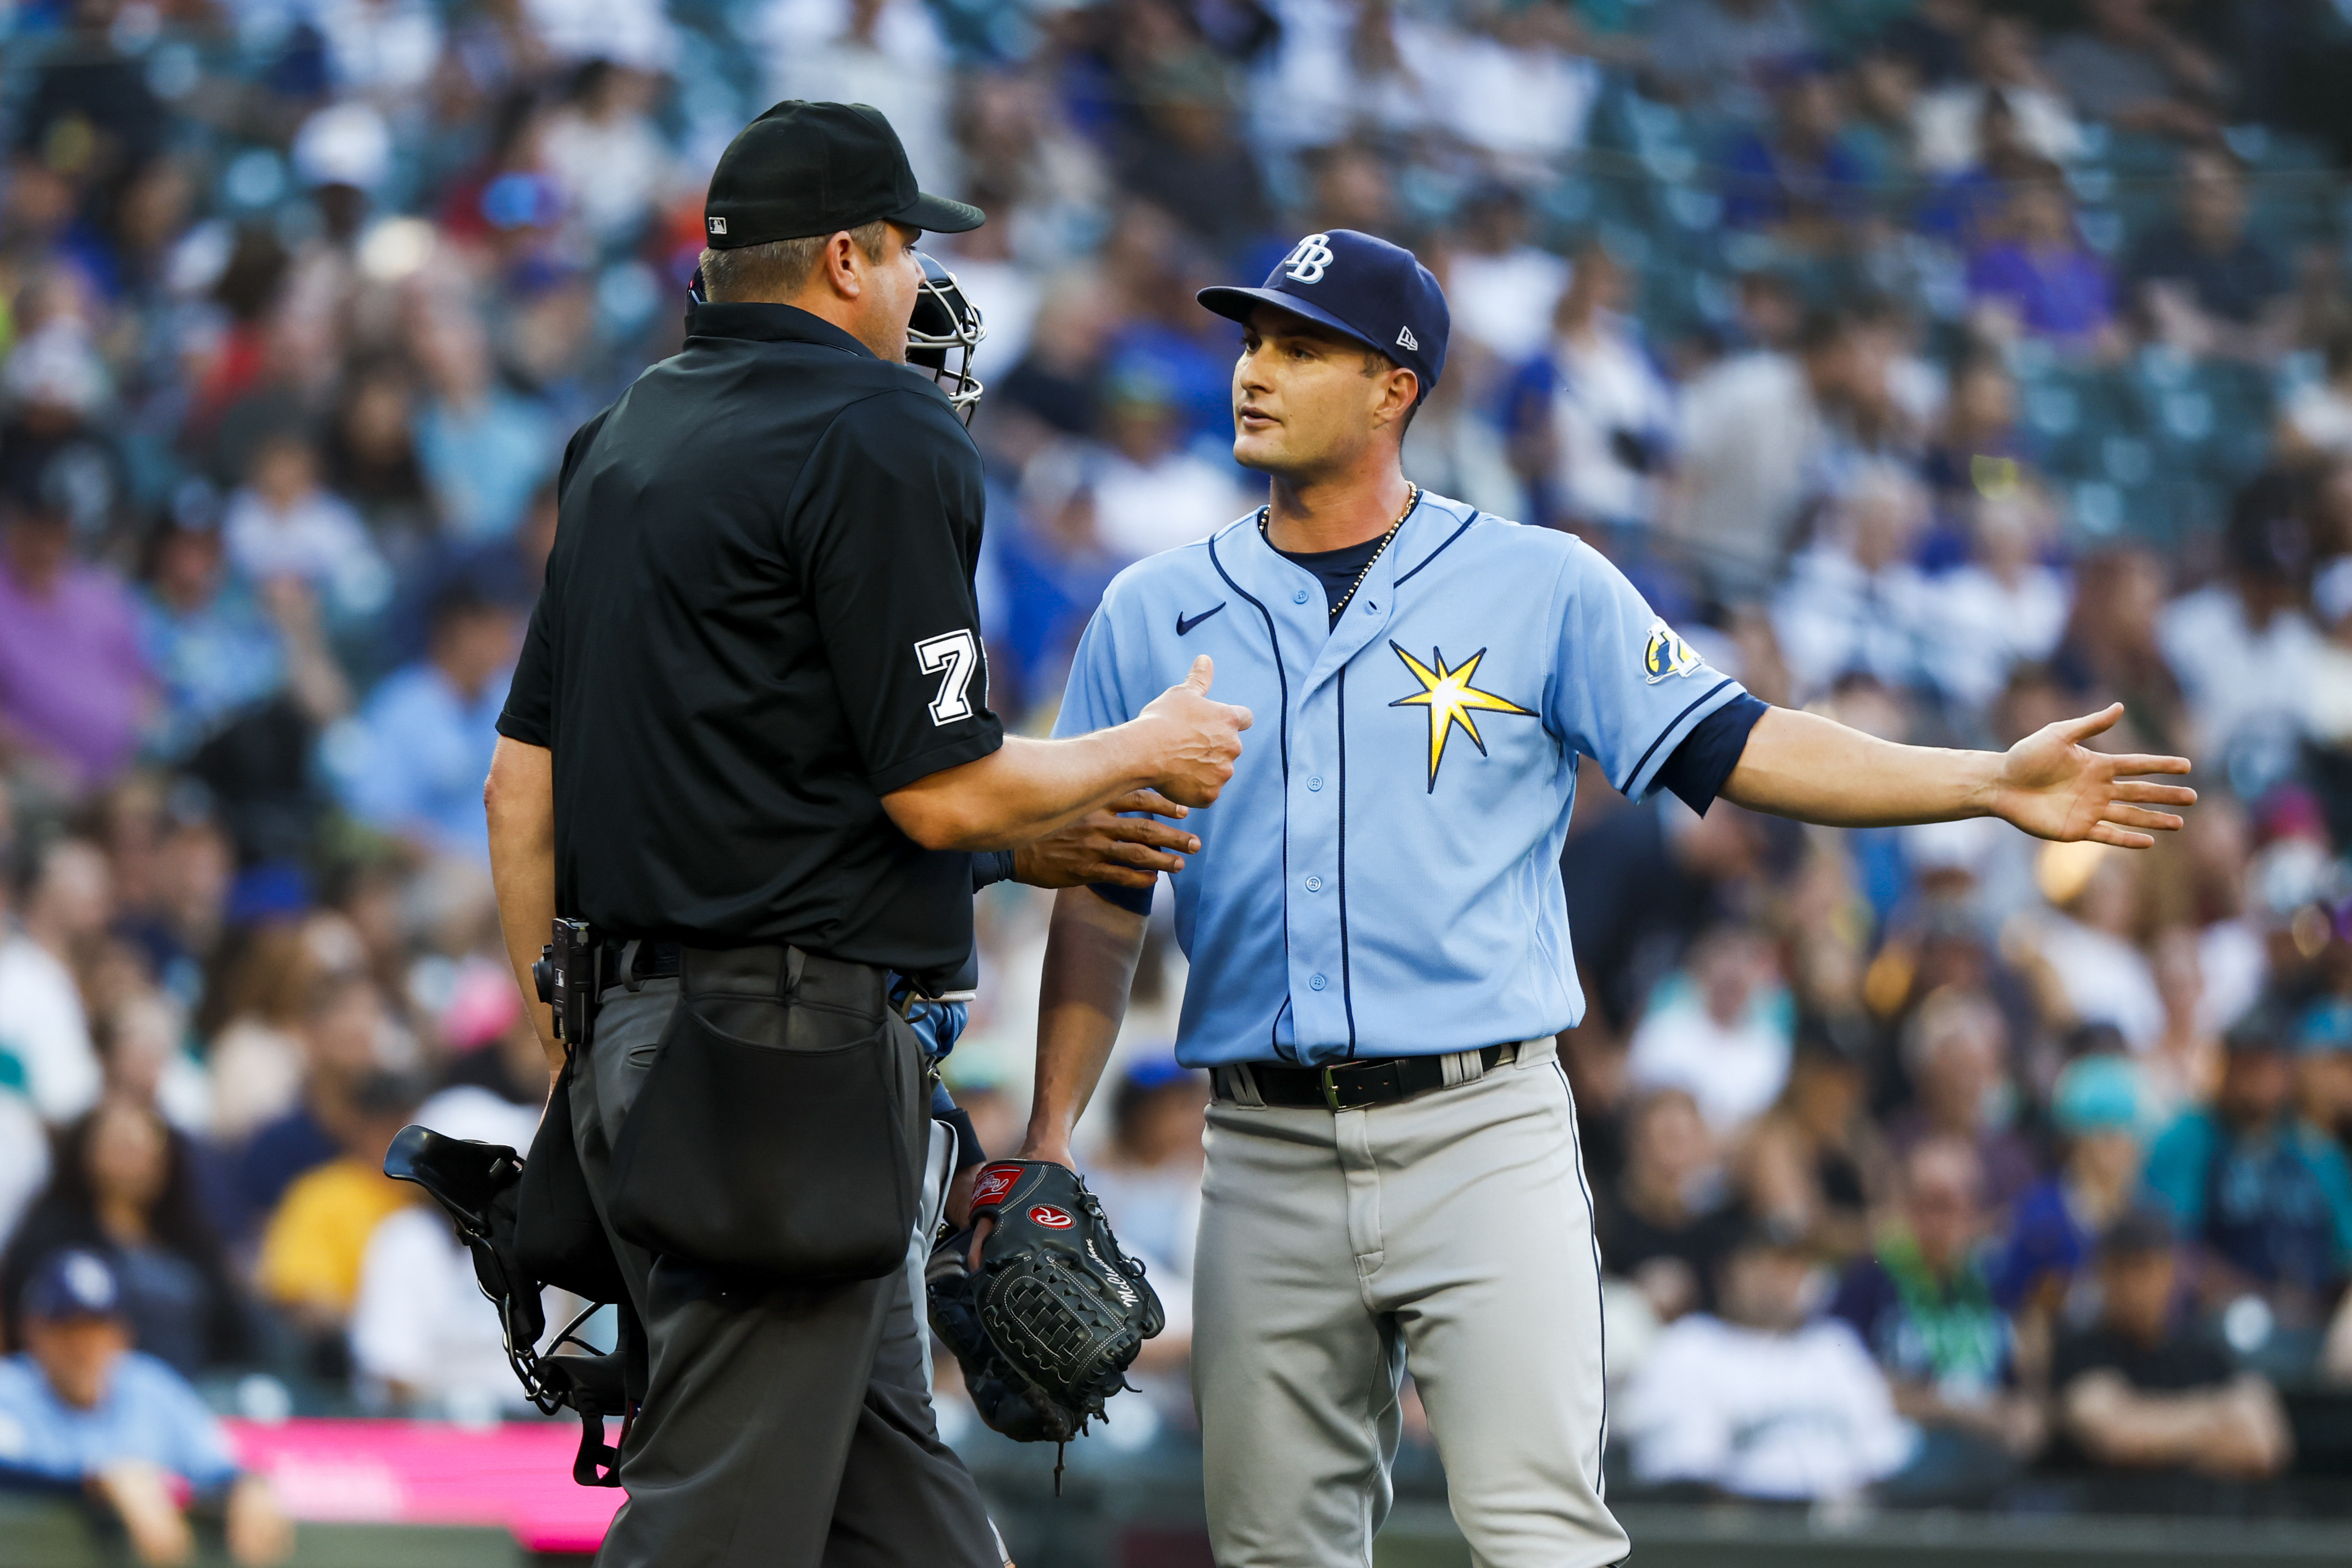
[1719,702,2194,846]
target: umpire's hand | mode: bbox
[1013,791,1201,889]
[1136,655,1251,807]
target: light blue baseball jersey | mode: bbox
[1052,490,1751,1068]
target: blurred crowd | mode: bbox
[10,0,2352,1532]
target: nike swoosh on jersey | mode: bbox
[1176,603,1228,636]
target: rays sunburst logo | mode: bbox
[1388,643,1536,792]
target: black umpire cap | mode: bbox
[703,101,984,248]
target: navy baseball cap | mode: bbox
[24,1249,124,1322]
[1199,230,1447,403]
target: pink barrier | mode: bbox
[225,1418,623,1554]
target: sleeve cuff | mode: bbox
[1658,693,1770,816]
[867,725,1006,797]
[494,711,550,748]
[1087,881,1154,918]
[1619,677,1744,802]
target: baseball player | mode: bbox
[1013,229,2195,1568]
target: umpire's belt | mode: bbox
[593,938,891,1017]
[598,939,946,1022]
[597,937,680,986]
[1215,1042,1525,1112]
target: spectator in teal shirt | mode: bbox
[2144,1016,2352,1340]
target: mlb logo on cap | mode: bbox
[708,216,728,235]
[1198,228,1449,404]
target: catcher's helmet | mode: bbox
[908,250,985,421]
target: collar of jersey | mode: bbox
[1214,488,1460,697]
[685,302,877,359]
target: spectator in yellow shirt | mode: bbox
[255,1073,419,1335]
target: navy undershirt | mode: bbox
[1274,532,1389,620]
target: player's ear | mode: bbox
[1374,365,1418,432]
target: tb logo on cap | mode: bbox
[1281,232,1335,284]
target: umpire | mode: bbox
[484,101,1248,1568]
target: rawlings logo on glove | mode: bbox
[925,1160,1163,1484]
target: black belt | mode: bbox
[592,939,900,1024]
[597,938,682,985]
[1226,1044,1521,1112]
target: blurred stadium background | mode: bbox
[9,0,2352,1562]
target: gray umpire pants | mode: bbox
[571,976,1002,1568]
[1194,1037,1629,1568]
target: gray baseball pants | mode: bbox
[1195,1037,1628,1568]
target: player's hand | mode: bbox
[1986,703,2195,847]
[1011,790,1200,888]
[1136,655,1251,807]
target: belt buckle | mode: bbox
[1319,1064,1370,1112]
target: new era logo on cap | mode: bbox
[1396,325,1418,351]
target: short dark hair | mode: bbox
[2223,1006,2292,1057]
[426,580,496,643]
[2099,1204,2175,1262]
[698,222,888,303]
[348,1068,424,1121]
[1795,305,1849,356]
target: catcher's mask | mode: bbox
[907,250,985,422]
[384,1123,639,1486]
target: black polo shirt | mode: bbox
[497,303,1003,975]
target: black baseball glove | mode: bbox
[925,1160,1164,1456]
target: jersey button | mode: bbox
[1304,874,1323,892]
[1292,588,1310,604]
[1306,774,1323,791]
[1308,973,1327,990]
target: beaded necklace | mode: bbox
[1260,482,1420,624]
